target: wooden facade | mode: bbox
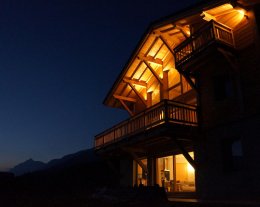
[94,0,260,201]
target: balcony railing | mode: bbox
[174,20,235,68]
[95,100,198,149]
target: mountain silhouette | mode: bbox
[10,148,98,176]
[10,159,45,176]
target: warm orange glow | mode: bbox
[237,9,245,16]
[147,88,153,93]
[234,8,246,24]
[163,67,170,72]
[157,153,195,192]
[187,163,195,174]
[144,93,147,100]
[133,83,146,89]
[159,110,164,120]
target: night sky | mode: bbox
[0,0,198,171]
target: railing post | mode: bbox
[231,30,235,48]
[191,35,195,53]
[164,99,169,124]
[212,21,218,40]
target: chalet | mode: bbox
[94,0,260,201]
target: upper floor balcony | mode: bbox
[174,20,235,68]
[95,100,198,149]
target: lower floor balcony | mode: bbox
[95,100,198,150]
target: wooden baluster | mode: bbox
[164,100,168,124]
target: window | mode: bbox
[134,159,147,186]
[231,139,243,170]
[222,138,243,172]
[156,153,195,192]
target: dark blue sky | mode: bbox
[0,0,197,170]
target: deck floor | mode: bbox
[168,198,260,207]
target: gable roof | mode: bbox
[103,0,232,107]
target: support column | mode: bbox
[160,70,169,100]
[147,91,153,107]
[163,70,169,99]
[147,157,156,186]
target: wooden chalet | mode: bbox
[94,0,260,201]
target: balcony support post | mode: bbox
[147,91,153,107]
[173,138,196,169]
[122,147,148,175]
[147,157,156,186]
[161,70,169,100]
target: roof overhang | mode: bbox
[103,0,254,111]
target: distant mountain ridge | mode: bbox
[9,148,97,176]
[10,159,46,176]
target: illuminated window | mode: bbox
[134,159,147,186]
[175,153,195,192]
[156,152,195,192]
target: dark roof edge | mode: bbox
[103,0,233,106]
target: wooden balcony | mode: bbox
[95,100,198,149]
[174,20,235,68]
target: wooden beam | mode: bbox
[123,77,147,88]
[175,24,189,39]
[201,11,216,21]
[162,70,169,99]
[147,91,152,107]
[138,53,163,66]
[160,26,176,33]
[113,94,137,102]
[128,83,147,106]
[173,138,196,169]
[182,73,197,92]
[123,146,146,153]
[122,147,148,174]
[143,60,163,85]
[168,31,182,36]
[168,82,181,91]
[153,30,197,92]
[214,8,234,17]
[119,99,134,116]
[157,34,175,57]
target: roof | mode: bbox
[103,0,232,107]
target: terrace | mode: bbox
[95,100,197,149]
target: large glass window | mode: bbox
[156,156,174,192]
[156,152,195,192]
[134,159,147,186]
[175,153,195,192]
